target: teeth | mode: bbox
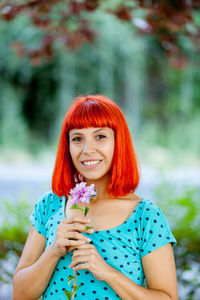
[83,160,101,165]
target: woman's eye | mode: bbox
[71,135,106,142]
[72,137,82,142]
[97,134,106,140]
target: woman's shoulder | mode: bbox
[139,198,162,211]
[136,198,177,257]
[34,190,65,213]
[30,191,65,236]
[136,198,164,220]
[127,194,161,214]
[37,190,62,202]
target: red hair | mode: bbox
[52,95,140,197]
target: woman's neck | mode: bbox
[84,174,111,203]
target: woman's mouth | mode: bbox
[81,160,102,169]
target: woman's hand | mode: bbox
[51,216,93,258]
[68,243,113,281]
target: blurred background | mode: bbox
[0,1,200,299]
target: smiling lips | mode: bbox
[81,159,102,168]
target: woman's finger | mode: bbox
[60,222,93,233]
[72,262,90,271]
[66,239,86,246]
[60,216,90,225]
[68,242,93,252]
[68,222,92,232]
[69,255,88,268]
[64,231,91,243]
[72,248,91,259]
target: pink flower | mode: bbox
[69,182,96,206]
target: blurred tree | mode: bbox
[0,12,149,148]
[0,2,199,161]
[0,0,200,67]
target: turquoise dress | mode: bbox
[29,191,176,300]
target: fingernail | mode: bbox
[86,219,91,222]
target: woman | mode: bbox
[13,95,178,300]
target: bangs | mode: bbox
[66,99,116,131]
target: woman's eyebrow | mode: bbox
[70,128,106,137]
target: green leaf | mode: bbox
[72,284,82,292]
[70,204,81,210]
[67,275,74,280]
[63,290,73,300]
[67,275,75,284]
[84,206,89,216]
[80,206,85,212]
[85,225,93,231]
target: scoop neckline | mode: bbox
[92,198,145,233]
[63,196,145,233]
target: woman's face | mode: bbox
[69,127,115,181]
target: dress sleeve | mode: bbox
[139,202,177,259]
[29,192,50,237]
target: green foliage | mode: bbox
[0,10,200,165]
[70,204,81,210]
[136,112,200,166]
[73,284,81,292]
[64,271,81,299]
[67,275,75,285]
[0,197,31,249]
[0,196,31,284]
[1,0,200,65]
[85,225,93,231]
[155,183,200,241]
[155,183,200,300]
[71,203,90,216]
[64,290,73,300]
[84,206,89,216]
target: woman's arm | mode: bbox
[13,225,60,300]
[13,216,92,300]
[104,243,178,300]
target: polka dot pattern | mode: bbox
[29,192,176,299]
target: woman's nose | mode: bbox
[83,140,95,153]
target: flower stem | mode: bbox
[72,269,76,300]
